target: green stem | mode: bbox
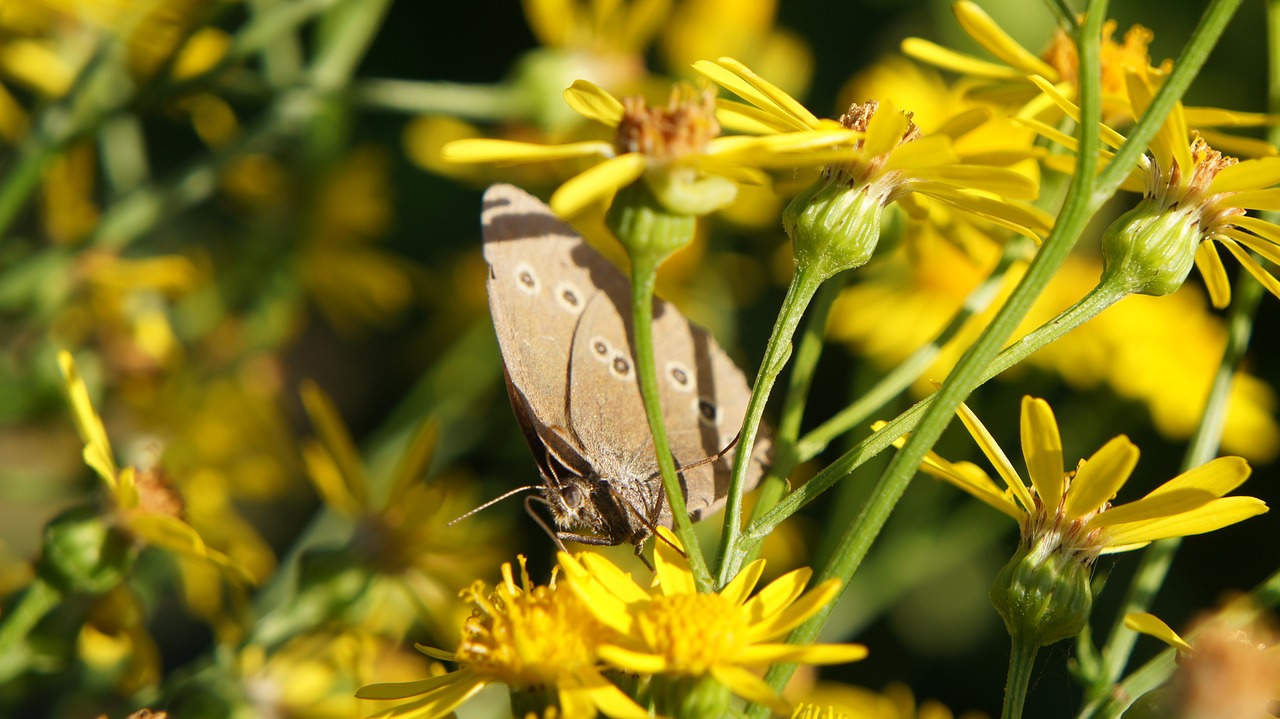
[1003,635,1039,719]
[740,275,845,565]
[797,235,1032,463]
[630,255,711,589]
[351,78,530,119]
[747,276,1129,544]
[743,5,1110,713]
[0,579,61,682]
[715,262,824,585]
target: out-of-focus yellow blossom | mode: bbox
[78,584,161,694]
[560,528,867,714]
[902,1,1277,156]
[828,236,1280,462]
[908,396,1266,559]
[41,140,101,245]
[357,557,648,719]
[1024,72,1280,307]
[299,147,415,336]
[56,350,254,584]
[237,632,432,719]
[445,77,859,218]
[796,681,987,719]
[300,381,503,642]
[1125,601,1280,719]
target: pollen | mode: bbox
[635,592,747,675]
[614,84,720,161]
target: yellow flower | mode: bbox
[695,57,1051,243]
[55,350,253,584]
[909,395,1266,559]
[444,77,854,218]
[356,558,648,719]
[902,0,1277,155]
[299,381,503,642]
[795,680,987,719]
[560,528,867,714]
[1125,601,1280,718]
[1024,72,1280,307]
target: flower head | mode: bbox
[1023,72,1280,307]
[560,528,867,714]
[356,557,647,719]
[444,73,858,218]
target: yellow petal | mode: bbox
[1185,106,1280,127]
[441,138,614,164]
[563,79,624,127]
[721,558,765,606]
[414,644,455,661]
[737,642,868,665]
[715,99,800,134]
[955,401,1035,511]
[1021,397,1064,508]
[1221,227,1280,266]
[1196,129,1278,159]
[747,578,839,641]
[1220,238,1280,301]
[654,534,697,598]
[934,107,993,141]
[905,165,1038,199]
[1227,190,1280,211]
[1209,156,1280,193]
[1100,496,1267,550]
[1125,70,1191,178]
[365,670,485,718]
[300,380,369,508]
[900,37,1025,79]
[863,102,909,160]
[916,186,1053,238]
[301,442,362,517]
[56,350,119,488]
[1028,76,1127,150]
[549,153,646,217]
[709,664,789,712]
[597,644,670,674]
[919,455,1024,520]
[356,672,463,700]
[1124,613,1194,652]
[694,57,819,131]
[881,135,958,171]
[564,666,653,719]
[953,1,1057,77]
[387,418,441,506]
[1063,435,1139,519]
[1089,456,1251,528]
[1194,241,1232,309]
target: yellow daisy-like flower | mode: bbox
[55,350,252,585]
[694,57,1051,243]
[443,77,854,218]
[1126,602,1280,718]
[560,528,867,714]
[356,558,647,719]
[1023,71,1280,307]
[911,395,1266,560]
[902,1,1276,155]
[795,680,985,719]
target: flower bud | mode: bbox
[651,673,733,719]
[1100,199,1201,297]
[990,539,1094,648]
[38,505,134,594]
[783,176,883,282]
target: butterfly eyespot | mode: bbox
[555,282,582,314]
[590,337,611,360]
[696,397,719,426]
[665,362,693,392]
[514,263,540,295]
[610,354,632,379]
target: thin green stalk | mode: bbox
[747,276,1129,544]
[715,262,824,585]
[351,78,530,119]
[0,579,61,683]
[743,5,1109,713]
[797,235,1032,463]
[1003,634,1039,719]
[630,256,711,589]
[740,274,845,566]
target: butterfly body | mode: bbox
[481,184,770,548]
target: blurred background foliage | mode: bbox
[0,0,1276,717]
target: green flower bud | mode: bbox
[783,176,883,283]
[990,539,1094,648]
[607,180,696,267]
[1100,199,1201,297]
[651,673,732,719]
[37,505,133,594]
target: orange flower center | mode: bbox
[614,85,720,161]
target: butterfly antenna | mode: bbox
[524,494,569,553]
[448,485,540,526]
[641,430,743,484]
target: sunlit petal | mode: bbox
[1062,435,1139,519]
